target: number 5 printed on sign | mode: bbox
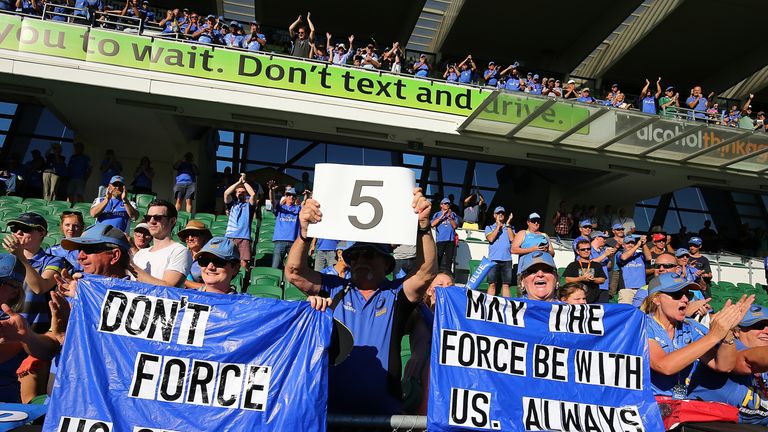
[308,164,418,245]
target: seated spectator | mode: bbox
[688,305,768,425]
[158,8,182,33]
[659,86,680,117]
[45,211,85,272]
[563,239,606,303]
[431,198,461,274]
[131,156,154,194]
[443,64,458,82]
[130,222,151,256]
[563,80,579,99]
[754,111,766,132]
[485,206,514,297]
[194,237,241,295]
[617,235,647,304]
[121,0,153,24]
[517,251,558,302]
[361,44,380,69]
[90,175,139,233]
[223,21,245,47]
[66,142,91,204]
[640,78,662,114]
[642,273,752,398]
[288,13,314,59]
[98,149,121,198]
[224,174,257,270]
[380,42,403,73]
[0,253,27,403]
[461,192,484,229]
[529,74,542,95]
[243,21,266,51]
[456,55,475,84]
[193,15,218,44]
[287,187,435,415]
[612,92,632,109]
[60,223,133,289]
[177,220,212,289]
[131,199,191,287]
[558,282,587,305]
[511,213,554,260]
[542,79,562,97]
[328,33,354,65]
[15,0,41,15]
[413,54,430,77]
[577,87,596,103]
[182,12,199,37]
[483,62,499,87]
[320,242,350,279]
[172,152,199,213]
[268,182,300,269]
[687,236,713,286]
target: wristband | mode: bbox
[299,233,313,242]
[418,225,431,234]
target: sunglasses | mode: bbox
[665,289,693,300]
[529,219,541,224]
[654,263,677,270]
[346,249,378,262]
[80,244,115,255]
[144,214,171,222]
[198,255,229,268]
[10,224,38,233]
[577,248,591,252]
[743,322,768,331]
[184,232,203,239]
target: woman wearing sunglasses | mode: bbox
[177,220,212,290]
[641,272,753,400]
[194,237,241,295]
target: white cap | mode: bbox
[567,79,575,84]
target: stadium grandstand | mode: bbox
[0,0,767,430]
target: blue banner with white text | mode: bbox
[428,287,664,431]
[43,276,332,432]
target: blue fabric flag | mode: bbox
[428,287,665,431]
[465,257,495,290]
[43,276,332,432]
[0,404,48,431]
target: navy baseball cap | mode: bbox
[675,248,691,258]
[665,86,675,92]
[518,251,556,274]
[0,253,25,283]
[494,206,505,214]
[648,273,696,296]
[579,219,592,227]
[612,223,624,230]
[230,20,239,27]
[62,223,130,252]
[740,305,768,327]
[197,237,240,262]
[342,242,395,274]
[440,198,450,204]
[7,212,47,231]
[688,237,702,246]
[109,175,125,185]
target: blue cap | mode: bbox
[612,83,619,87]
[580,219,592,227]
[440,198,450,204]
[494,206,505,214]
[528,212,541,220]
[0,253,25,283]
[740,305,768,327]
[198,237,240,262]
[665,86,675,92]
[61,223,130,252]
[518,251,556,274]
[675,248,690,258]
[109,175,125,185]
[285,187,297,195]
[533,74,539,79]
[7,212,47,231]
[218,15,224,20]
[342,242,395,273]
[688,237,702,246]
[589,231,609,239]
[335,241,351,251]
[230,20,239,27]
[612,223,624,230]
[648,273,696,296]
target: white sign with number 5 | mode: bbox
[307,164,418,245]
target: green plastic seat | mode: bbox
[0,195,23,205]
[246,283,283,299]
[283,284,306,301]
[717,281,737,291]
[251,266,283,282]
[230,269,249,293]
[72,202,93,214]
[22,198,49,207]
[134,193,156,210]
[250,274,281,286]
[194,212,216,225]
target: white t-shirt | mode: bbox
[133,242,191,287]
[612,216,636,233]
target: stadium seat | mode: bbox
[0,195,23,205]
[194,213,216,225]
[717,281,737,291]
[48,200,73,212]
[22,198,49,208]
[176,211,191,225]
[211,219,228,230]
[283,284,306,301]
[231,269,249,293]
[251,266,283,282]
[216,214,231,222]
[245,283,282,299]
[400,335,411,379]
[134,194,155,210]
[71,202,93,214]
[255,243,274,255]
[250,273,281,287]
[736,283,759,295]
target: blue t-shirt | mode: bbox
[99,158,121,186]
[225,200,253,240]
[188,260,202,283]
[619,250,645,289]
[686,96,708,119]
[320,274,413,415]
[320,265,350,279]
[590,246,610,291]
[646,316,708,396]
[431,211,460,242]
[445,72,458,82]
[484,224,512,261]
[224,33,244,48]
[688,340,768,425]
[519,230,549,253]
[68,154,91,180]
[529,83,542,95]
[22,250,64,333]
[413,62,429,77]
[245,33,266,51]
[133,170,152,190]
[316,239,338,252]
[458,69,472,84]
[92,197,135,232]
[175,161,196,184]
[272,204,300,242]
[577,96,595,103]
[46,244,82,273]
[505,78,521,91]
[484,69,498,87]
[642,96,656,114]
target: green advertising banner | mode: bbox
[0,16,589,130]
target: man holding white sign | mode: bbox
[285,171,436,415]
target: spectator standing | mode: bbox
[597,205,616,231]
[457,55,475,84]
[551,201,572,237]
[483,62,499,87]
[413,54,430,77]
[193,237,242,295]
[658,86,680,117]
[223,21,244,48]
[392,243,416,277]
[327,34,354,65]
[511,213,554,260]
[686,86,709,120]
[45,211,84,273]
[612,207,636,234]
[66,142,91,203]
[542,79,562,97]
[361,44,380,69]
[311,238,338,272]
[559,282,588,304]
[576,88,595,103]
[639,78,662,115]
[738,94,755,129]
[15,0,41,14]
[431,198,460,274]
[443,64,458,82]
[644,232,672,277]
[320,242,350,279]
[564,238,607,303]
[288,13,314,59]
[754,111,766,132]
[90,175,138,233]
[158,8,181,33]
[42,143,65,201]
[632,252,681,307]
[243,21,266,51]
[182,12,199,37]
[98,149,121,198]
[617,235,647,304]
[224,174,257,270]
[131,156,154,194]
[687,237,713,286]
[268,183,300,269]
[698,220,718,250]
[130,222,151,256]
[172,152,199,213]
[563,80,579,99]
[131,199,192,287]
[589,231,616,303]
[461,192,484,230]
[484,206,514,297]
